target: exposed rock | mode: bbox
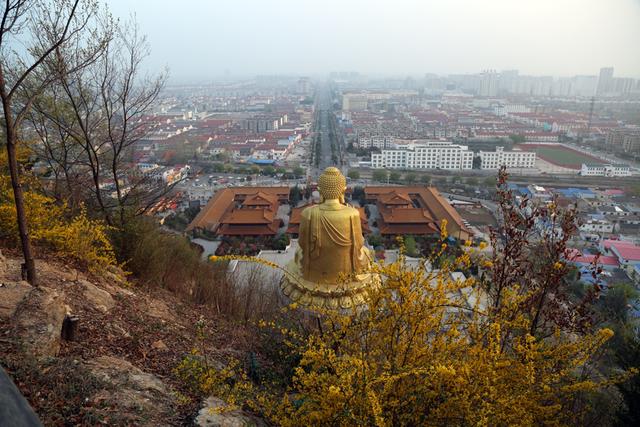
[86,356,177,426]
[14,286,69,357]
[87,356,168,393]
[151,339,169,352]
[112,322,132,338]
[196,397,267,427]
[0,281,32,319]
[145,298,179,323]
[103,281,135,297]
[77,279,115,313]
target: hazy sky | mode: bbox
[108,0,640,82]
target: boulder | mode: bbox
[86,356,177,426]
[87,356,168,394]
[145,298,178,323]
[0,281,32,319]
[77,279,115,313]
[196,397,267,427]
[14,286,68,358]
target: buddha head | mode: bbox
[318,167,346,203]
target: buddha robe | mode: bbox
[296,199,371,284]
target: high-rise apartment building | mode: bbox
[479,70,498,97]
[597,67,614,95]
[499,70,519,94]
[297,77,310,95]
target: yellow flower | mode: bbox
[479,241,488,250]
[209,255,218,262]
[464,240,472,247]
[483,260,493,268]
[553,261,563,270]
[328,385,342,396]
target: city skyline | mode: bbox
[108,0,640,83]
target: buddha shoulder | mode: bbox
[300,204,320,220]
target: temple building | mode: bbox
[287,203,370,237]
[186,187,289,237]
[365,186,472,240]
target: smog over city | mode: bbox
[2,1,640,426]
[106,0,640,81]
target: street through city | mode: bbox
[310,84,340,178]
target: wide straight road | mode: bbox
[311,84,339,178]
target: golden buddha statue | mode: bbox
[280,167,379,309]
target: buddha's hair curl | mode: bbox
[318,167,346,200]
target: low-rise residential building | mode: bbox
[600,239,640,271]
[478,147,536,169]
[607,128,640,153]
[579,219,614,233]
[356,134,394,149]
[567,250,619,271]
[371,141,473,170]
[580,163,631,177]
[162,164,190,184]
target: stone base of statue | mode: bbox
[279,259,380,310]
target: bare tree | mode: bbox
[30,17,167,226]
[0,0,107,284]
[29,85,91,207]
[100,21,166,224]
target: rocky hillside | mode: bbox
[0,249,265,426]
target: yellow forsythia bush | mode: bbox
[209,223,634,426]
[0,152,116,273]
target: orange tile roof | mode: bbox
[186,188,236,232]
[378,223,438,235]
[365,186,472,239]
[217,220,280,236]
[286,223,300,234]
[243,191,278,207]
[418,187,472,238]
[288,205,309,225]
[379,207,433,223]
[186,187,288,233]
[221,208,275,224]
[379,191,413,205]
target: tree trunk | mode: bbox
[112,160,125,226]
[5,128,37,285]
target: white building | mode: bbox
[162,164,190,184]
[478,147,536,170]
[580,163,631,177]
[342,93,368,111]
[579,219,614,234]
[493,104,530,116]
[371,141,473,170]
[479,70,498,97]
[134,162,164,181]
[357,135,394,149]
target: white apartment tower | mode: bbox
[479,70,498,97]
[597,67,614,95]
